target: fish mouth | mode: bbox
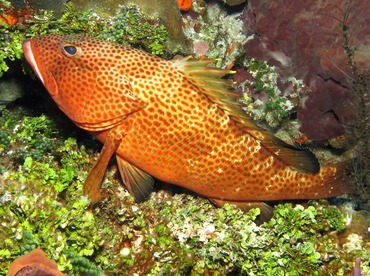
[22,40,45,85]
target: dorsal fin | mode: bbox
[173,57,320,173]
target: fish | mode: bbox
[22,34,351,218]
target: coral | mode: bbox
[240,0,369,140]
[182,1,248,65]
[297,78,354,140]
[7,248,63,276]
[239,59,297,128]
[0,0,35,26]
[339,6,369,206]
[0,106,368,274]
[0,2,169,78]
[159,195,367,275]
[120,0,190,53]
[236,0,369,204]
[0,28,26,78]
[9,0,66,18]
[0,109,107,274]
[0,1,368,274]
[98,5,168,55]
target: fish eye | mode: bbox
[62,44,78,57]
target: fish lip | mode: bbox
[22,40,45,85]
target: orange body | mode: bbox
[22,35,350,210]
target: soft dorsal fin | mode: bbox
[116,155,154,202]
[173,57,320,173]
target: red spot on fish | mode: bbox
[22,35,352,220]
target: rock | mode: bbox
[0,78,24,111]
[240,0,369,140]
[221,0,246,6]
[10,0,66,18]
[70,0,191,53]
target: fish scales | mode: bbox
[22,35,351,216]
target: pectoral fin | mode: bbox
[83,138,121,203]
[210,198,274,222]
[116,156,154,203]
[84,123,130,203]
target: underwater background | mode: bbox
[0,0,369,275]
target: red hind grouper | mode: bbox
[22,34,351,217]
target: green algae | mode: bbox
[0,2,168,78]
[0,28,25,78]
[0,109,108,274]
[0,1,369,275]
[97,5,168,56]
[182,2,247,63]
[0,106,368,274]
[241,59,300,129]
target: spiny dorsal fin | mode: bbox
[174,57,320,173]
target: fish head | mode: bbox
[23,35,62,97]
[22,34,146,130]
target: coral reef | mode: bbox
[97,5,168,55]
[70,0,190,53]
[0,0,368,274]
[240,0,369,141]
[10,0,66,18]
[0,107,369,274]
[341,22,369,207]
[0,1,170,79]
[182,1,247,63]
[238,59,297,129]
[238,0,369,205]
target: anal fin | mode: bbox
[116,156,154,202]
[210,198,274,223]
